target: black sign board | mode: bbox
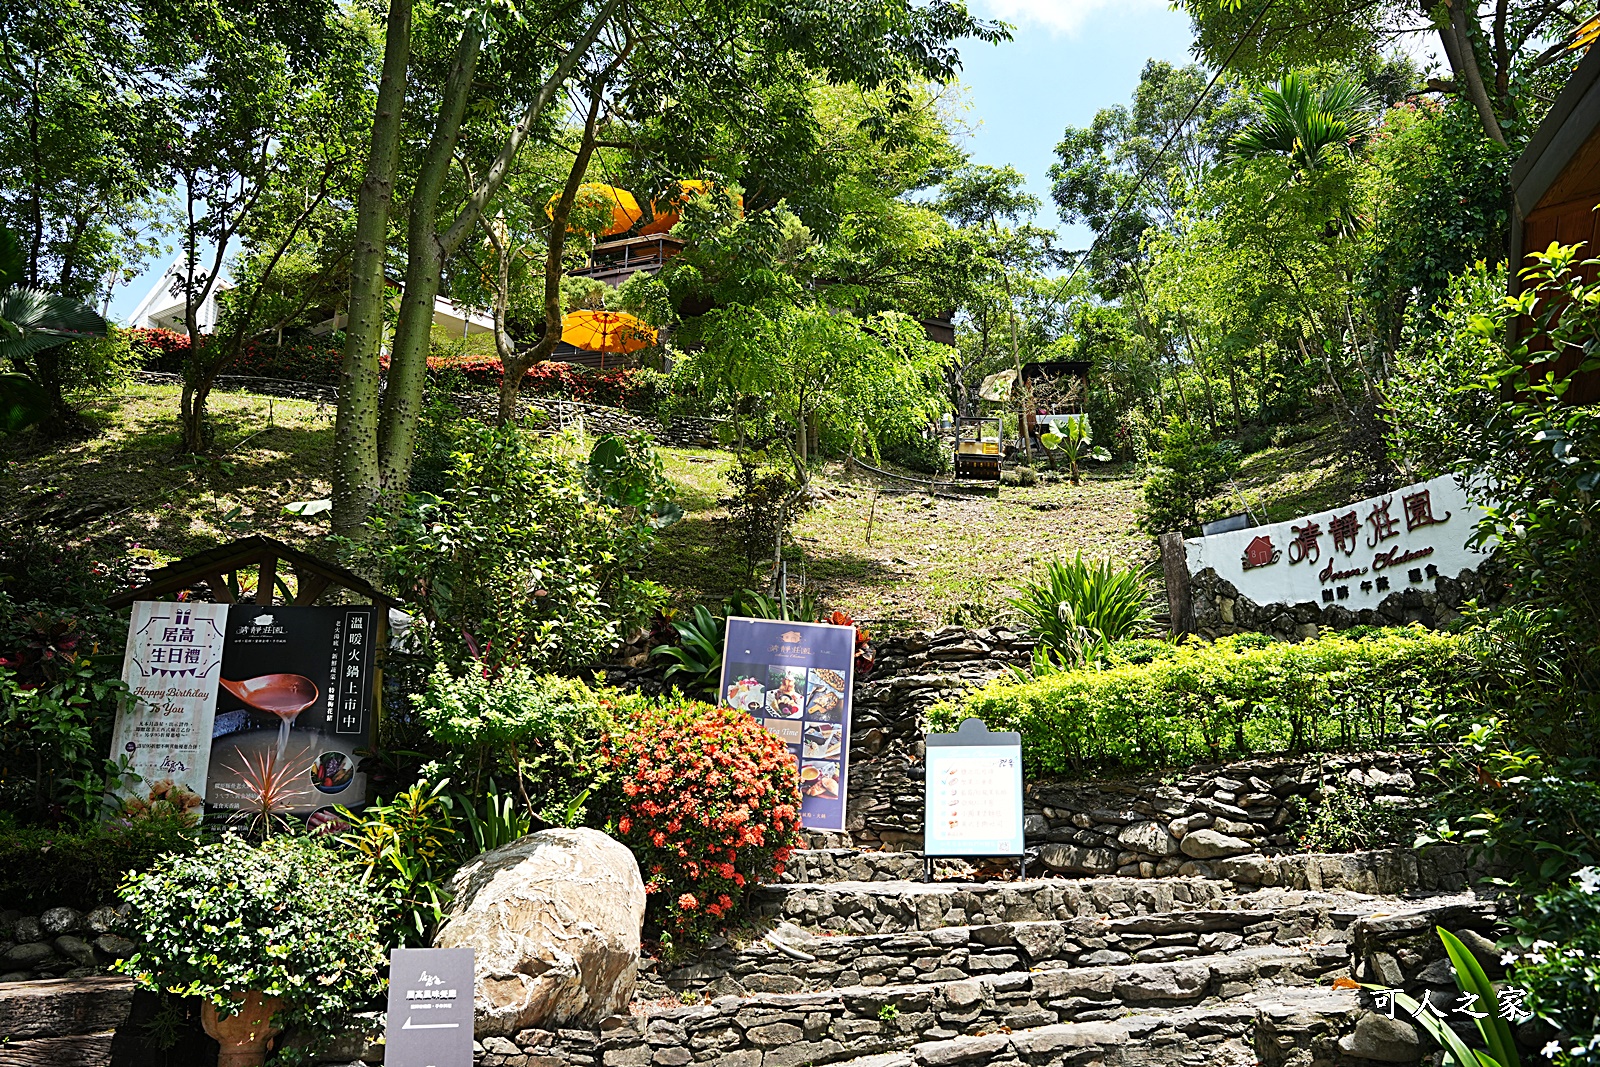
[205,604,377,822]
[385,947,475,1067]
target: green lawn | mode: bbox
[2,383,1365,632]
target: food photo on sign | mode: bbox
[718,617,856,831]
[204,605,377,823]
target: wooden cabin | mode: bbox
[1509,43,1600,404]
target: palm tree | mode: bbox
[1228,72,1378,177]
[0,227,107,434]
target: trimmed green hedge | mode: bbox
[930,627,1478,775]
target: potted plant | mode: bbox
[116,834,389,1066]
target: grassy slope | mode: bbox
[3,384,1363,631]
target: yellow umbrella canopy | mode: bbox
[561,310,658,354]
[638,179,744,236]
[545,183,643,236]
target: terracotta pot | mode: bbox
[200,990,287,1067]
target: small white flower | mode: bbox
[1529,952,1548,965]
[1575,866,1600,893]
[1543,1041,1561,1059]
[1533,939,1557,951]
[1502,952,1518,966]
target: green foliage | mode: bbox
[1006,553,1150,667]
[0,808,202,910]
[608,698,801,945]
[458,779,534,856]
[116,835,389,1065]
[337,779,458,946]
[586,432,683,529]
[939,628,1474,775]
[1381,928,1523,1067]
[654,605,727,697]
[345,420,668,676]
[880,430,951,475]
[1228,72,1377,177]
[411,668,610,828]
[716,449,805,581]
[1139,419,1241,533]
[1287,785,1416,853]
[1509,868,1600,1067]
[0,657,129,823]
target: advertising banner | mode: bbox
[923,718,1024,858]
[385,947,475,1067]
[720,617,855,832]
[111,602,230,800]
[1183,474,1492,612]
[205,604,377,821]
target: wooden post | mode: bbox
[1158,531,1193,636]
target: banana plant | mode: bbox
[1039,417,1109,485]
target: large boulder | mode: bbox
[434,827,646,1036]
[1179,828,1253,859]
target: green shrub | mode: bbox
[1287,784,1418,852]
[935,627,1475,775]
[1138,419,1241,534]
[1509,868,1600,1067]
[412,668,611,826]
[880,431,950,474]
[116,835,388,1065]
[0,808,202,910]
[345,420,668,677]
[1006,553,1151,666]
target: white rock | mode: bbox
[1117,820,1180,857]
[1178,828,1254,859]
[435,827,646,1036]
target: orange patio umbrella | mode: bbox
[638,179,744,236]
[561,310,658,353]
[545,183,643,237]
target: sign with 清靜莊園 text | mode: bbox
[720,616,855,832]
[924,717,1024,858]
[385,947,475,1067]
[111,602,230,802]
[1183,474,1493,613]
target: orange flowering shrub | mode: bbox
[607,700,800,942]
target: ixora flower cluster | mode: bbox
[609,701,800,941]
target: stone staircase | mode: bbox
[475,846,1501,1067]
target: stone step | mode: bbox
[754,869,1475,935]
[816,986,1398,1067]
[779,846,1477,897]
[642,894,1402,1000]
[595,943,1357,1067]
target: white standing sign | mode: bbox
[110,601,229,801]
[1184,474,1493,613]
[924,718,1025,858]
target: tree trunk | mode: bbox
[376,22,484,493]
[333,0,413,540]
[1438,3,1506,146]
[497,86,606,425]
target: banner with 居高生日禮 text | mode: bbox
[110,601,230,802]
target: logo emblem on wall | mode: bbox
[1241,535,1281,570]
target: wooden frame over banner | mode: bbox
[106,535,400,741]
[107,535,400,610]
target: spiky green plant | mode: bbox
[1006,553,1151,666]
[1228,72,1377,176]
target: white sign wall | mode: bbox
[110,601,229,800]
[1183,475,1492,612]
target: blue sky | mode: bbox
[958,0,1197,250]
[110,2,1197,322]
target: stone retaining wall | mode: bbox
[0,904,130,983]
[1187,565,1503,641]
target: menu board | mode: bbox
[924,717,1024,857]
[720,617,855,831]
[111,602,231,801]
[204,604,377,820]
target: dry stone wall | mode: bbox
[0,904,131,984]
[1186,564,1503,641]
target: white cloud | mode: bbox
[975,0,1167,36]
